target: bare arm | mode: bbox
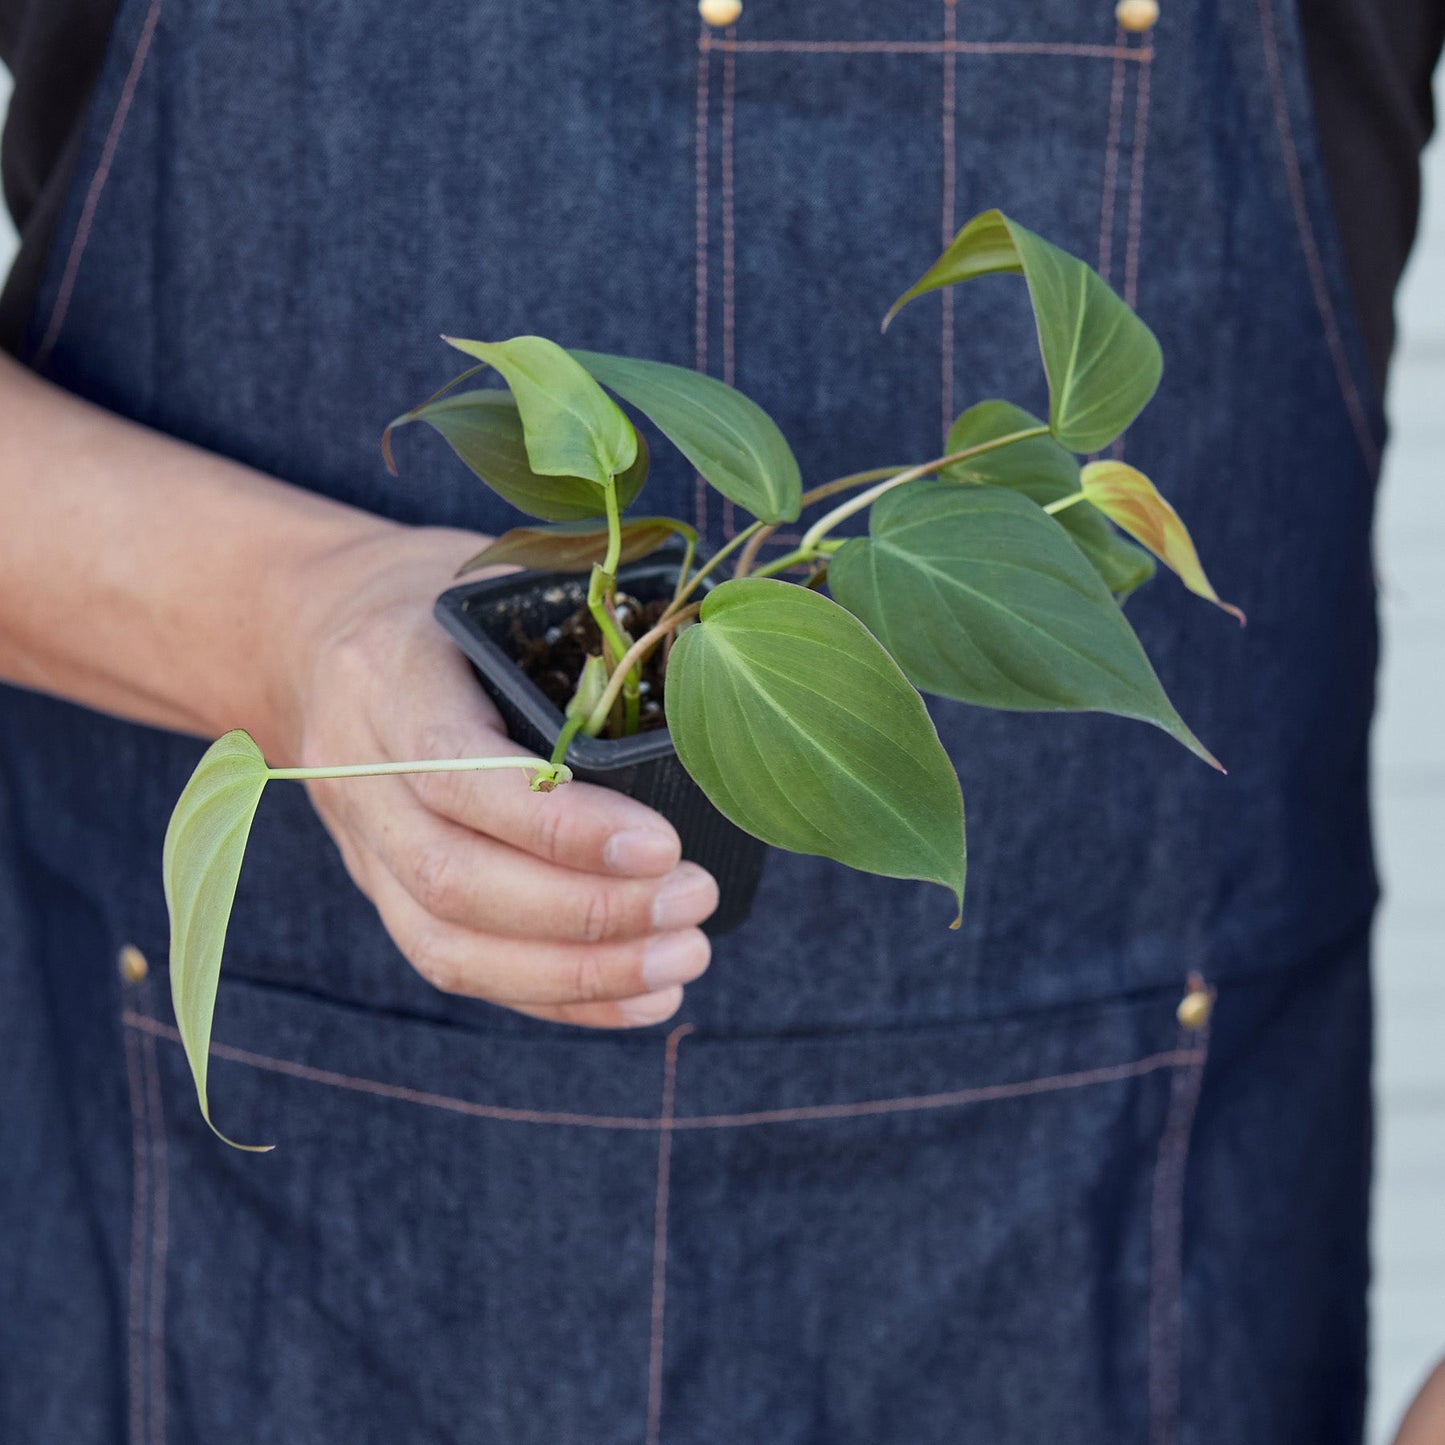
[0,354,716,1025]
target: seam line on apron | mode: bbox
[35,0,164,369]
[699,39,1150,61]
[140,1025,170,1445]
[1254,0,1380,472]
[123,1010,1202,1132]
[1147,996,1212,1445]
[122,1019,151,1445]
[1098,28,1129,286]
[645,1024,693,1445]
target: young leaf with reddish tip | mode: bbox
[665,578,967,919]
[885,210,1163,453]
[828,483,1221,769]
[444,335,637,487]
[570,350,803,524]
[456,516,695,576]
[384,391,649,522]
[1079,461,1245,623]
[942,400,1156,598]
[163,730,274,1152]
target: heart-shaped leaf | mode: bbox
[828,483,1218,767]
[666,578,966,917]
[444,336,637,487]
[386,391,649,522]
[163,731,273,1151]
[457,516,696,575]
[570,350,803,524]
[944,401,1155,598]
[885,211,1162,453]
[1080,461,1245,623]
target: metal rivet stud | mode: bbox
[118,943,149,984]
[699,0,743,28]
[1115,0,1160,32]
[1176,974,1213,1031]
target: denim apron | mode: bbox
[0,1,1381,1441]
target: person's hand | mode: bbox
[277,522,718,1028]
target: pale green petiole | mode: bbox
[267,756,572,790]
[1042,491,1088,516]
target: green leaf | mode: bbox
[444,335,637,487]
[386,391,648,522]
[162,731,274,1151]
[1079,461,1245,622]
[457,516,695,575]
[884,210,1163,453]
[666,578,966,917]
[943,401,1155,599]
[828,483,1219,768]
[570,350,803,524]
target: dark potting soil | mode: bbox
[508,593,671,733]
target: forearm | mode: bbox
[0,352,401,758]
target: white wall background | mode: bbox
[0,59,1438,1444]
[1368,79,1445,1445]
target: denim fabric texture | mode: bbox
[0,0,1379,1441]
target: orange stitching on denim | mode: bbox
[1255,0,1379,471]
[645,1024,693,1445]
[1122,40,1153,313]
[1147,988,1212,1445]
[1097,28,1128,285]
[721,34,739,538]
[122,1019,150,1445]
[123,1011,1199,1133]
[694,32,712,536]
[940,0,959,443]
[701,37,1150,61]
[35,0,164,368]
[141,1030,170,1445]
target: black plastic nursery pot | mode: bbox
[434,549,766,936]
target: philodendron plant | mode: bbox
[165,208,1240,1146]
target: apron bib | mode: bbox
[0,2,1380,1440]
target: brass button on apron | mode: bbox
[1115,0,1160,32]
[118,943,149,984]
[699,0,743,28]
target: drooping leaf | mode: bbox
[666,578,966,917]
[386,391,648,522]
[828,483,1219,767]
[444,336,637,487]
[162,731,274,1151]
[943,400,1155,598]
[570,350,803,524]
[456,516,695,575]
[885,210,1162,453]
[1080,461,1245,623]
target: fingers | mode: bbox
[393,720,685,879]
[358,841,711,1021]
[327,774,718,942]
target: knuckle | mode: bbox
[411,844,463,920]
[530,800,570,865]
[574,887,618,945]
[567,947,614,1005]
[408,932,462,996]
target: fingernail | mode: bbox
[620,985,684,1026]
[642,930,710,991]
[651,863,719,932]
[604,827,678,875]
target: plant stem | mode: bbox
[749,547,818,580]
[798,425,1049,552]
[799,465,909,509]
[670,529,698,603]
[269,756,573,789]
[550,713,586,766]
[585,482,644,735]
[1043,491,1087,515]
[732,522,775,579]
[583,603,700,736]
[670,521,764,608]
